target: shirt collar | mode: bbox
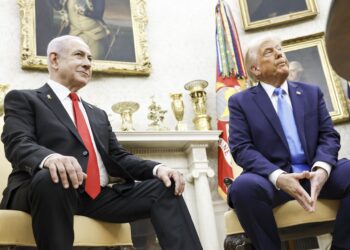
[47,79,80,102]
[260,80,289,98]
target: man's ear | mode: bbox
[49,52,59,70]
[250,65,260,78]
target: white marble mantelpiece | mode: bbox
[115,130,222,149]
[115,130,222,250]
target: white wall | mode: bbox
[0,0,217,132]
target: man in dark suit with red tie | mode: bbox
[227,36,350,250]
[0,35,202,250]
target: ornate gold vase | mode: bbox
[170,93,187,131]
[184,80,212,130]
[112,101,139,131]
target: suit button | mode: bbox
[83,151,89,157]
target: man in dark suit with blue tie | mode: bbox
[227,36,350,250]
[0,35,202,250]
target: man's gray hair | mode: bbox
[244,35,282,83]
[46,35,86,70]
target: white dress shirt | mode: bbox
[260,81,331,189]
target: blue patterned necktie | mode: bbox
[273,88,309,173]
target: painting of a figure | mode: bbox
[285,47,334,112]
[283,34,349,123]
[247,0,307,22]
[239,0,318,30]
[35,0,135,62]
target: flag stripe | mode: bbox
[215,0,246,198]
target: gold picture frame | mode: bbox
[283,33,349,124]
[18,0,151,75]
[239,0,318,31]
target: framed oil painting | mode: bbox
[283,33,349,124]
[18,0,151,75]
[239,0,318,31]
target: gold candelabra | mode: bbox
[147,96,169,131]
[112,101,139,131]
[170,93,187,131]
[184,80,212,130]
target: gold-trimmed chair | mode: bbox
[223,178,339,250]
[0,135,133,249]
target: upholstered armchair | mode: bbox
[0,120,133,250]
[223,177,338,250]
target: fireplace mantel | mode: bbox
[115,130,222,149]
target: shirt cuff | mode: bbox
[268,169,286,190]
[153,164,166,176]
[311,161,332,176]
[39,153,58,168]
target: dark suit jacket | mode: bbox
[228,81,340,177]
[0,84,159,208]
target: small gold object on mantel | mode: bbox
[112,101,139,131]
[184,80,212,130]
[147,96,169,131]
[170,93,187,131]
[0,83,10,116]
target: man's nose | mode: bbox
[83,57,91,68]
[275,49,283,58]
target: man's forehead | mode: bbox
[68,39,91,54]
[259,40,281,50]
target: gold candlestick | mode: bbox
[170,93,187,131]
[112,101,139,131]
[184,80,212,130]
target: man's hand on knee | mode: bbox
[156,166,185,196]
[43,153,85,189]
[276,172,313,212]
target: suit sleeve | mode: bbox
[313,88,340,166]
[1,90,55,175]
[228,95,280,177]
[104,112,159,180]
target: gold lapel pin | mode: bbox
[296,91,302,95]
[47,94,52,100]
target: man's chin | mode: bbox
[276,70,289,81]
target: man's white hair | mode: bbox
[46,35,86,71]
[244,35,282,83]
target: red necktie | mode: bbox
[69,92,100,199]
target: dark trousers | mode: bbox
[228,159,350,250]
[9,169,203,250]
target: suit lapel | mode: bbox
[288,81,309,160]
[252,84,289,151]
[37,84,84,145]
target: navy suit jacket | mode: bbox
[228,81,340,177]
[0,84,159,208]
